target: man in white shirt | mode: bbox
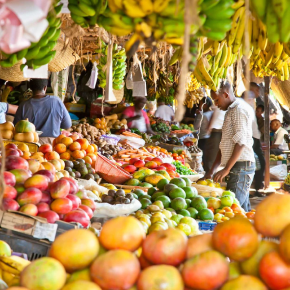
[154,100,174,122]
[203,91,226,173]
[205,82,255,212]
[270,119,289,154]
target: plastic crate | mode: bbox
[198,221,217,231]
[0,229,50,261]
[12,252,28,260]
[95,154,132,184]
[3,140,39,153]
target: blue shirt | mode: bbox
[13,95,72,137]
[0,102,8,124]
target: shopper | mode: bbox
[241,92,265,198]
[202,90,226,173]
[256,104,265,141]
[13,79,71,144]
[0,102,17,124]
[205,82,255,212]
[194,97,213,153]
[122,96,155,134]
[154,99,174,122]
[270,119,289,154]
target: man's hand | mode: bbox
[213,168,230,183]
[202,171,213,181]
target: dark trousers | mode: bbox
[203,132,222,173]
[198,139,208,168]
[270,148,284,155]
[253,138,265,191]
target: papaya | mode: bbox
[0,129,13,139]
[14,132,35,143]
[144,174,166,186]
[14,119,35,133]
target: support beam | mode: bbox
[264,76,270,188]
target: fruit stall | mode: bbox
[0,0,290,288]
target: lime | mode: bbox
[151,191,166,201]
[191,196,207,211]
[177,209,191,217]
[171,214,184,224]
[222,190,235,198]
[177,223,191,236]
[220,195,234,207]
[166,208,176,214]
[155,195,171,208]
[170,177,186,188]
[169,188,186,199]
[133,189,146,198]
[157,178,170,190]
[198,208,214,221]
[147,187,157,196]
[180,217,199,233]
[140,198,152,209]
[153,200,165,210]
[183,186,198,198]
[139,182,153,188]
[185,199,191,208]
[133,193,138,199]
[140,194,151,200]
[125,179,140,186]
[181,177,192,187]
[171,197,187,211]
[187,207,198,218]
[164,184,178,194]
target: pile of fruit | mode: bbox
[187,145,202,153]
[172,149,187,163]
[113,148,155,163]
[0,0,61,70]
[2,152,96,227]
[5,192,290,290]
[0,119,39,143]
[96,42,127,90]
[270,154,286,161]
[172,161,196,176]
[100,188,134,205]
[144,146,172,159]
[104,114,128,130]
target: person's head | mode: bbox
[133,96,147,110]
[256,104,264,119]
[250,82,261,98]
[198,96,212,112]
[211,81,235,111]
[270,119,282,132]
[30,79,48,93]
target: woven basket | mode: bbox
[0,62,28,82]
[48,40,80,72]
[106,87,124,105]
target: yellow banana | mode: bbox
[219,44,228,68]
[197,58,217,91]
[2,271,16,285]
[277,66,285,81]
[231,0,245,10]
[285,63,290,80]
[264,45,275,67]
[232,7,245,53]
[139,0,153,15]
[212,41,220,55]
[245,14,252,47]
[258,20,267,51]
[193,68,208,87]
[275,59,284,70]
[203,39,214,54]
[228,6,245,46]
[135,22,152,38]
[153,0,170,13]
[224,45,232,67]
[123,0,147,17]
[281,51,289,61]
[252,16,259,51]
[0,256,30,273]
[197,37,204,60]
[272,42,283,64]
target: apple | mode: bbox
[10,169,32,184]
[134,160,145,168]
[129,158,140,165]
[5,144,17,150]
[156,166,167,171]
[40,190,53,204]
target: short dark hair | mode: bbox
[29,79,48,91]
[256,104,264,112]
[250,82,260,88]
[201,96,213,107]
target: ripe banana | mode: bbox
[227,6,245,46]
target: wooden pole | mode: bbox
[264,76,270,188]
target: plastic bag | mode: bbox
[270,164,287,181]
[126,67,133,89]
[93,199,142,218]
[77,179,108,195]
[86,62,98,89]
[118,135,145,148]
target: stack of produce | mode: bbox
[113,148,156,163]
[95,137,121,159]
[100,188,134,205]
[145,146,172,159]
[270,154,286,161]
[93,117,109,132]
[13,119,39,143]
[0,0,62,69]
[184,87,205,108]
[6,192,290,290]
[172,161,196,176]
[172,150,187,163]
[151,120,171,134]
[2,151,96,227]
[96,42,127,90]
[68,0,107,28]
[0,121,14,140]
[103,114,127,130]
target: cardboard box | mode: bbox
[0,210,80,242]
[270,160,287,166]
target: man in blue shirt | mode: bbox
[14,79,71,139]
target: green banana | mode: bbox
[50,29,61,42]
[25,46,41,60]
[203,18,232,32]
[34,41,57,59]
[69,0,79,4]
[31,50,56,66]
[0,59,13,67]
[17,49,28,60]
[201,30,226,41]
[79,2,96,16]
[279,4,290,42]
[68,4,87,16]
[204,0,234,17]
[70,13,86,24]
[45,27,57,41]
[201,0,220,12]
[250,0,267,21]
[272,0,288,19]
[54,3,63,15]
[265,3,279,43]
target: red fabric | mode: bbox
[123,106,150,128]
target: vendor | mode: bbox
[270,119,289,154]
[155,99,174,122]
[0,103,18,124]
[122,96,155,134]
[13,78,71,144]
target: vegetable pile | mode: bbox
[172,161,196,175]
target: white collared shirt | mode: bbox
[220,98,255,166]
[274,127,289,150]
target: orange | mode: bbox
[54,143,67,154]
[91,144,98,152]
[69,142,81,152]
[83,156,93,165]
[71,150,85,159]
[77,139,89,150]
[55,134,66,144]
[71,134,79,141]
[81,150,87,157]
[231,204,242,213]
[208,207,214,214]
[60,152,71,160]
[22,151,31,159]
[223,207,233,213]
[61,137,73,147]
[246,212,255,220]
[45,151,60,160]
[87,153,97,162]
[86,145,95,154]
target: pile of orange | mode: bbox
[47,134,98,166]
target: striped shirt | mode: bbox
[220,98,255,166]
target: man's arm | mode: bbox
[7,104,18,115]
[13,104,22,125]
[213,144,244,183]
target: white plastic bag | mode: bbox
[86,62,98,89]
[118,135,145,148]
[77,179,108,195]
[93,199,141,218]
[270,164,288,181]
[126,67,133,89]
